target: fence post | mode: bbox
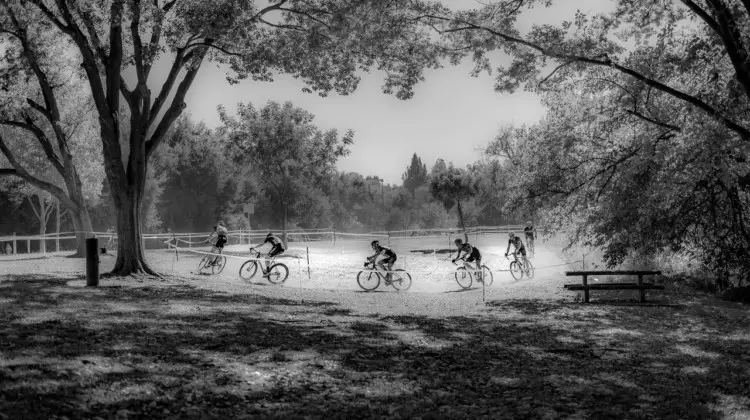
[189,233,192,248]
[333,227,336,246]
[387,231,391,247]
[12,233,16,255]
[56,232,60,253]
[27,239,31,254]
[306,247,311,281]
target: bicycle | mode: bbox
[197,240,226,275]
[238,248,289,284]
[357,261,412,292]
[452,257,493,289]
[506,252,534,280]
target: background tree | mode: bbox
[402,153,428,201]
[1,0,447,276]
[426,0,750,286]
[429,160,477,241]
[0,11,104,256]
[221,101,353,246]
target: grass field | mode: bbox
[1,239,749,419]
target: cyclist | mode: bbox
[367,240,397,283]
[207,221,228,265]
[251,233,286,276]
[452,238,484,282]
[505,231,529,267]
[523,221,536,254]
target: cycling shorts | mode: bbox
[216,235,227,248]
[466,248,481,263]
[269,244,285,257]
[380,254,397,265]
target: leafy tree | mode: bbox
[221,101,353,246]
[402,153,428,200]
[427,0,750,285]
[156,118,224,233]
[429,160,477,241]
[2,0,447,275]
[0,19,103,256]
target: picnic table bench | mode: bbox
[564,270,664,303]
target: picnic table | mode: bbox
[564,270,664,303]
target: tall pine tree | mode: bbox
[402,153,428,200]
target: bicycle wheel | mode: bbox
[510,261,524,280]
[454,267,473,289]
[390,269,412,291]
[510,261,523,280]
[239,260,259,280]
[481,265,494,286]
[213,256,227,274]
[524,259,535,279]
[356,270,380,291]
[197,255,210,272]
[266,263,289,284]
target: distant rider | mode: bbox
[523,221,536,253]
[207,221,228,265]
[367,240,397,283]
[505,231,529,266]
[251,233,286,276]
[452,238,484,282]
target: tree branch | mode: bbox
[27,195,43,222]
[0,134,77,210]
[451,18,750,140]
[625,109,682,132]
[148,47,192,126]
[185,41,243,57]
[145,48,207,159]
[0,119,65,176]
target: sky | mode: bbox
[178,0,614,185]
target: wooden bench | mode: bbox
[564,270,664,303]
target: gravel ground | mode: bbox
[1,242,583,317]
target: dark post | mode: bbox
[86,237,99,287]
[582,274,589,303]
[638,274,645,303]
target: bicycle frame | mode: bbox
[249,248,276,271]
[363,261,389,280]
[453,257,482,276]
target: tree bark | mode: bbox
[456,200,468,242]
[38,194,47,254]
[282,202,289,248]
[110,187,157,275]
[68,207,94,257]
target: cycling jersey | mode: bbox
[376,245,396,258]
[264,235,285,249]
[523,225,534,238]
[509,236,525,250]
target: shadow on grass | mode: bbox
[1,276,749,419]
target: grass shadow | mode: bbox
[1,275,748,419]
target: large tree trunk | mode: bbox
[111,188,156,276]
[456,200,468,243]
[68,207,94,257]
[282,202,289,248]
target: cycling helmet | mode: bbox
[509,231,515,238]
[266,232,273,238]
[371,240,380,248]
[217,220,225,226]
[454,238,463,245]
[526,221,532,226]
